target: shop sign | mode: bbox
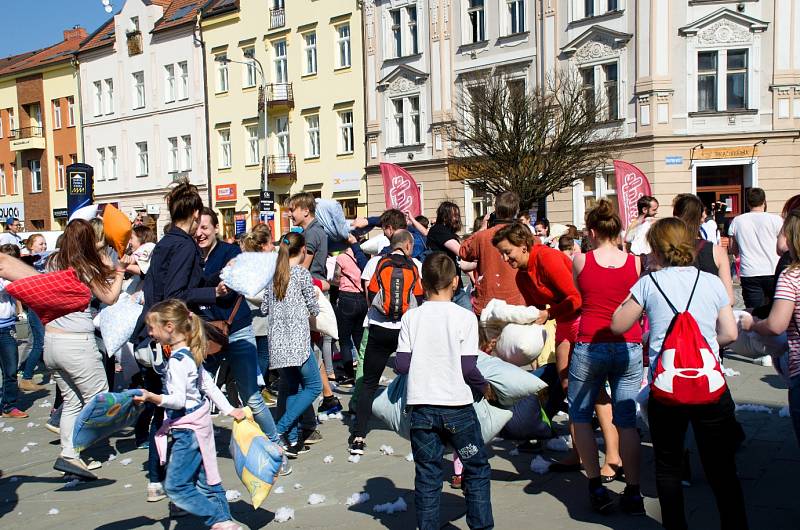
[234,212,247,235]
[694,146,758,160]
[52,208,68,219]
[0,202,25,221]
[215,184,237,202]
[332,172,362,192]
[665,156,684,166]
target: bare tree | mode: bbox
[449,69,620,212]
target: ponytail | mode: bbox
[273,232,305,301]
[187,312,208,366]
[146,299,208,365]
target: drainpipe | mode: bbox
[72,56,86,162]
[196,12,213,207]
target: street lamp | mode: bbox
[214,53,269,215]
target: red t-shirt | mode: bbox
[515,244,581,322]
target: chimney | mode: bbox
[63,26,88,42]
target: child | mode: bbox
[135,300,245,530]
[395,252,494,530]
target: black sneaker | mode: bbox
[516,440,543,454]
[349,438,365,455]
[284,443,310,459]
[336,377,355,389]
[619,493,646,516]
[53,457,97,481]
[589,487,614,514]
[302,429,323,445]
[318,396,343,415]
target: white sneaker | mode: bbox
[147,482,167,502]
[83,458,102,471]
[755,355,773,367]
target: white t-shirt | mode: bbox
[728,211,783,277]
[397,301,478,406]
[700,219,720,245]
[361,253,422,330]
[0,232,22,247]
[625,218,653,255]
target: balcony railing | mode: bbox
[266,83,294,108]
[11,126,43,139]
[269,7,285,29]
[267,154,296,179]
[9,126,46,151]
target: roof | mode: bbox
[153,0,203,33]
[0,28,87,77]
[78,18,116,54]
[201,0,239,19]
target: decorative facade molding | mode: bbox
[561,26,632,62]
[696,19,753,46]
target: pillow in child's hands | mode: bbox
[230,407,284,509]
[6,269,91,325]
[98,293,144,355]
[476,353,548,407]
[310,286,338,339]
[73,389,143,452]
[219,252,278,298]
[494,323,548,366]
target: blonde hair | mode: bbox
[241,223,273,252]
[646,217,696,267]
[783,209,800,272]
[146,300,208,366]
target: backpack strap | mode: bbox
[685,268,701,312]
[648,269,701,316]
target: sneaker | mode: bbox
[210,521,243,530]
[2,408,29,419]
[516,440,543,454]
[589,487,614,514]
[284,443,310,459]
[53,456,97,481]
[18,379,45,392]
[450,474,463,489]
[44,422,60,435]
[169,502,188,517]
[317,396,343,415]
[302,429,323,445]
[261,389,277,405]
[147,482,167,502]
[336,377,355,389]
[137,441,150,450]
[84,458,102,471]
[279,455,293,476]
[619,493,646,516]
[349,438,365,456]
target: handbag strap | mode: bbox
[226,296,243,326]
[648,269,700,315]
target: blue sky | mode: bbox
[0,0,115,58]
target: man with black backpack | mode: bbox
[349,230,423,455]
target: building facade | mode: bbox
[77,0,208,232]
[0,28,85,230]
[201,0,366,238]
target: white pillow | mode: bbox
[97,293,143,355]
[360,235,389,255]
[495,323,548,366]
[476,352,548,407]
[220,252,278,298]
[310,287,338,339]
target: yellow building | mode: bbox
[201,0,365,238]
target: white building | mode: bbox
[77,0,207,230]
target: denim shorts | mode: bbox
[568,342,644,429]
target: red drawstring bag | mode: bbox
[6,268,92,325]
[648,270,728,406]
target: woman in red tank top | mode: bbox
[570,199,645,515]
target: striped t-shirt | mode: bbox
[774,267,800,378]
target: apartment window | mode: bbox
[0,165,5,195]
[181,135,192,171]
[67,97,75,126]
[578,171,618,220]
[305,115,320,158]
[391,96,421,146]
[467,0,486,43]
[55,156,65,190]
[243,47,257,88]
[336,24,351,69]
[132,71,145,109]
[467,85,487,130]
[104,79,114,114]
[93,81,103,116]
[165,64,176,102]
[136,141,149,176]
[603,63,618,120]
[390,6,419,58]
[727,49,748,110]
[108,146,117,180]
[168,137,179,173]
[216,54,229,92]
[274,41,288,83]
[52,99,62,129]
[30,160,42,192]
[246,125,259,165]
[580,66,596,116]
[697,51,717,112]
[178,61,189,100]
[507,0,525,34]
[8,109,14,132]
[69,154,77,165]
[304,33,317,75]
[0,115,3,138]
[579,63,620,120]
[219,129,231,168]
[339,110,354,154]
[97,147,106,180]
[275,117,290,157]
[608,0,618,11]
[584,0,594,17]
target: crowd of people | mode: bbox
[0,179,798,530]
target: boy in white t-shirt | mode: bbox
[394,252,495,530]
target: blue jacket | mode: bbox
[199,240,252,334]
[135,227,217,346]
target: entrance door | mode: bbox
[696,165,744,219]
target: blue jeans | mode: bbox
[0,327,19,413]
[204,326,278,443]
[410,405,493,530]
[452,288,472,311]
[789,375,800,447]
[22,309,47,382]
[256,335,269,380]
[276,353,322,444]
[165,429,231,527]
[568,342,643,429]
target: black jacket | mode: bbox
[198,240,251,334]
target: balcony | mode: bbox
[269,7,285,29]
[267,154,296,180]
[10,127,45,151]
[266,83,294,108]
